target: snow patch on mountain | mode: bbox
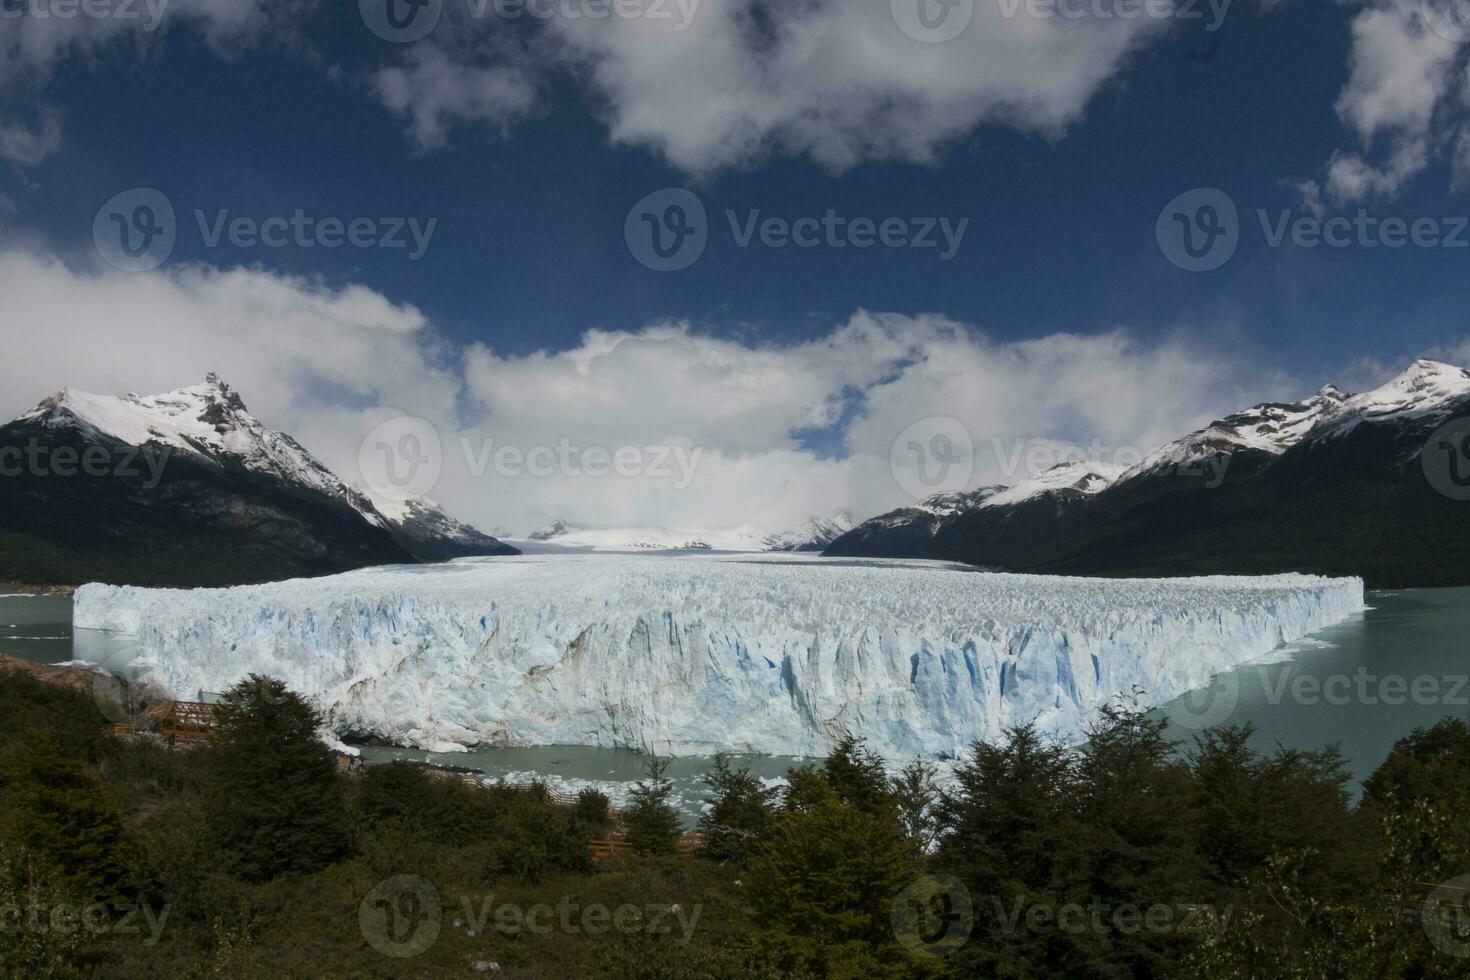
[761,514,856,552]
[1317,359,1470,439]
[368,493,515,558]
[18,374,388,528]
[75,555,1364,758]
[980,461,1127,509]
[1120,386,1350,482]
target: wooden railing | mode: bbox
[100,700,220,743]
[589,832,705,860]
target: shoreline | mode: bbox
[0,581,77,596]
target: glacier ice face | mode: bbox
[73,555,1364,758]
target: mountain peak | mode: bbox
[1316,359,1470,438]
[13,378,389,529]
[1394,358,1470,388]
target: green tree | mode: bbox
[0,742,128,903]
[891,758,940,857]
[205,675,350,881]
[934,724,1080,977]
[698,753,777,864]
[822,734,894,816]
[624,755,683,855]
[749,779,918,979]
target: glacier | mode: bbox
[73,555,1365,758]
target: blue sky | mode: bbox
[2,0,1469,532]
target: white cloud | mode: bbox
[0,107,61,168]
[1312,1,1465,205]
[371,0,1170,173]
[373,42,539,150]
[0,247,1301,537]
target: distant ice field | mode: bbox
[74,555,1365,757]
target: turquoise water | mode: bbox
[1152,586,1470,787]
[5,587,1467,812]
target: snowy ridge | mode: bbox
[760,513,856,552]
[19,375,389,528]
[1122,359,1470,481]
[75,556,1364,758]
[979,461,1127,509]
[1120,386,1349,482]
[368,493,510,554]
[1316,359,1470,439]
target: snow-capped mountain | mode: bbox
[1315,358,1470,438]
[760,513,857,552]
[521,514,859,554]
[21,374,390,527]
[827,360,1470,587]
[828,461,1125,561]
[1119,386,1349,482]
[0,376,417,587]
[368,494,518,561]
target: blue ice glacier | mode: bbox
[73,555,1364,757]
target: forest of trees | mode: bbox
[3,665,1470,978]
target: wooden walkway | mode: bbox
[100,700,220,744]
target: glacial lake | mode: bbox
[4,587,1467,815]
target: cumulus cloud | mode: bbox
[0,245,1314,536]
[373,42,539,150]
[1306,1,1466,206]
[369,0,1170,173]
